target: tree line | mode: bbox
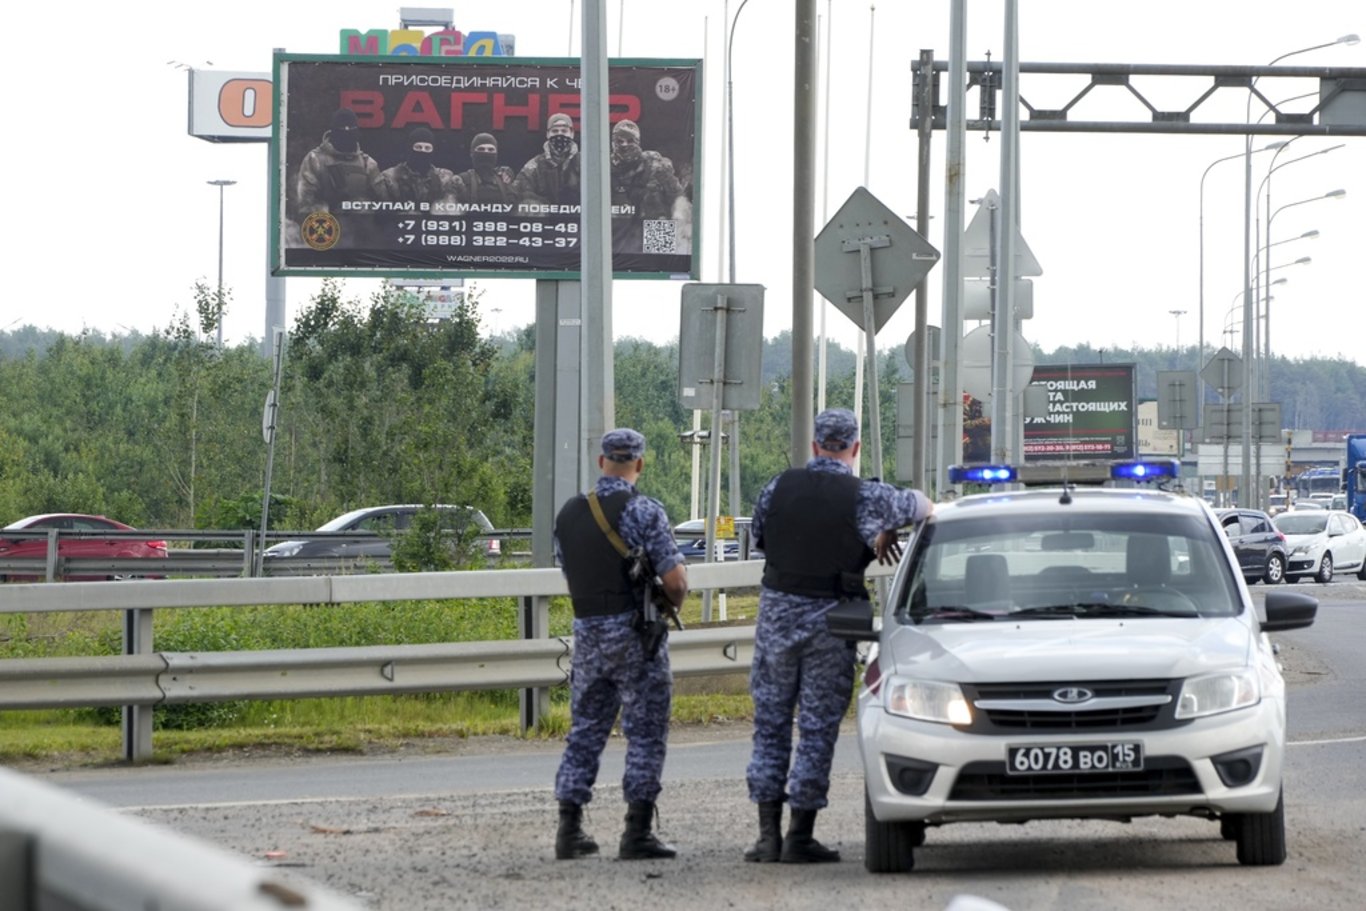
[3,282,1364,536]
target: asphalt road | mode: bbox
[30,587,1366,911]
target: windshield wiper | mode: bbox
[1014,602,1189,618]
[907,605,999,622]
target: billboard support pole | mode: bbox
[579,0,614,483]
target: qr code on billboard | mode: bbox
[642,219,677,254]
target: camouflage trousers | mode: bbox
[746,591,856,810]
[555,612,673,806]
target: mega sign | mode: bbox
[339,28,514,57]
[271,54,701,280]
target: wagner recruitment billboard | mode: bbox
[1023,363,1136,461]
[272,54,701,279]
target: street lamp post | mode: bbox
[207,179,236,348]
[1254,142,1341,396]
[1198,142,1282,418]
[1239,35,1358,507]
[724,0,755,285]
[1262,190,1345,397]
[1169,309,1186,354]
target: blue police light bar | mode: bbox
[1110,459,1180,482]
[948,464,1018,484]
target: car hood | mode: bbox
[882,616,1254,682]
[1279,532,1327,547]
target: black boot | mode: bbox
[780,808,840,863]
[555,800,599,860]
[743,800,784,862]
[618,800,677,860]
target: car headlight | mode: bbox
[882,677,973,725]
[1175,669,1261,719]
[1290,543,1314,556]
[266,541,305,558]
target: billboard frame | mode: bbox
[270,52,703,281]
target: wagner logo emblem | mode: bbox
[302,212,341,250]
[1052,687,1094,704]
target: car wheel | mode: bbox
[1220,817,1238,841]
[1315,552,1334,584]
[1233,788,1287,866]
[863,788,917,873]
[1262,553,1286,585]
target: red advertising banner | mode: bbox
[272,55,700,279]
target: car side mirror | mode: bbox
[827,599,879,642]
[1260,590,1317,632]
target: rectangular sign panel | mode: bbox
[273,54,701,280]
[1023,364,1136,461]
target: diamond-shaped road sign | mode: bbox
[814,187,940,334]
[1200,347,1244,399]
[962,189,1042,279]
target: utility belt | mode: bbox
[762,567,869,600]
[570,595,639,620]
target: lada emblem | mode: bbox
[1052,686,1094,704]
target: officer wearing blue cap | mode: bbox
[552,427,689,861]
[744,408,933,864]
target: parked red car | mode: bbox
[0,513,168,581]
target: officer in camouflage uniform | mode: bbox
[451,132,518,206]
[744,408,933,864]
[513,112,581,208]
[375,126,459,205]
[295,108,383,246]
[609,119,688,253]
[553,428,689,861]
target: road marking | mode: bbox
[1288,734,1366,746]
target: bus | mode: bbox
[1293,466,1342,502]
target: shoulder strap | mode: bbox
[587,491,630,557]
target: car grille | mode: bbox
[961,679,1183,733]
[950,757,1201,800]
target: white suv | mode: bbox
[831,461,1318,872]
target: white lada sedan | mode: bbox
[830,461,1318,873]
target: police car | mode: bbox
[829,460,1319,873]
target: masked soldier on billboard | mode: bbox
[609,119,689,253]
[295,108,384,248]
[375,126,459,205]
[513,112,581,209]
[452,132,518,206]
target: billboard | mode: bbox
[272,54,701,280]
[1024,364,1136,461]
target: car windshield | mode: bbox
[894,509,1241,623]
[1275,513,1327,535]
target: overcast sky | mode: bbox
[7,1,1362,367]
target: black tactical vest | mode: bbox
[555,490,639,618]
[760,468,874,598]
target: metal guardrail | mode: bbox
[0,626,758,710]
[0,560,890,757]
[0,766,366,911]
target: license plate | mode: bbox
[1006,742,1143,775]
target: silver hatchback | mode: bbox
[831,462,1318,873]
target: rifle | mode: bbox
[586,492,683,661]
[625,546,685,659]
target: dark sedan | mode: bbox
[264,504,499,562]
[1215,507,1288,584]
